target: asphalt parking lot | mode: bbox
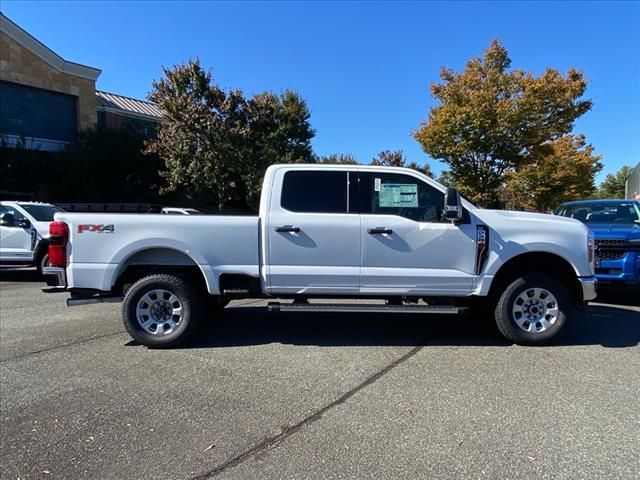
[0,268,638,480]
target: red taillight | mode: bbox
[49,221,69,267]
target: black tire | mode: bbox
[122,274,203,348]
[495,273,571,345]
[36,252,50,276]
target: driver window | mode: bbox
[361,172,444,222]
[0,206,25,223]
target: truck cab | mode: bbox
[0,201,63,274]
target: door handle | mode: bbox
[368,227,393,235]
[275,226,301,233]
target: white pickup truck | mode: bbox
[43,164,597,347]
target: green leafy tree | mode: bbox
[371,149,433,177]
[414,39,592,207]
[596,164,634,199]
[317,153,359,164]
[503,134,602,212]
[146,59,315,210]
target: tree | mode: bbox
[146,59,315,210]
[317,153,358,164]
[370,149,433,177]
[243,90,315,206]
[596,164,634,199]
[503,135,602,212]
[414,39,592,207]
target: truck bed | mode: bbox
[55,213,260,294]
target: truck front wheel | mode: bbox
[122,274,202,348]
[495,273,571,345]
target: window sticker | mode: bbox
[374,177,381,192]
[379,183,418,208]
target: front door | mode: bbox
[266,168,361,294]
[357,171,476,296]
[0,206,34,263]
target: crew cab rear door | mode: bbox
[356,171,476,295]
[265,168,361,294]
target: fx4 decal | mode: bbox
[78,224,115,234]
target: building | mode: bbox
[96,90,163,136]
[0,13,162,151]
[0,13,101,150]
[625,162,640,200]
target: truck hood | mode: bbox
[588,222,640,240]
[473,209,583,228]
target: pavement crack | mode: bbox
[0,330,126,363]
[190,342,428,479]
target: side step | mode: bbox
[267,302,465,314]
[67,296,124,307]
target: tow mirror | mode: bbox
[444,188,463,223]
[0,213,15,227]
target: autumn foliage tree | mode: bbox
[146,59,315,210]
[371,150,433,177]
[317,153,358,164]
[503,135,602,211]
[414,40,593,207]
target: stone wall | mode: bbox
[0,31,97,130]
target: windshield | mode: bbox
[18,204,63,222]
[556,202,640,224]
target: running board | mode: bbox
[67,296,124,307]
[267,302,465,314]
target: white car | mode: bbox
[43,164,597,347]
[161,207,202,215]
[0,201,64,274]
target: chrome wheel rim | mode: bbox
[512,288,559,333]
[136,289,183,336]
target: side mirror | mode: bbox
[0,213,15,227]
[444,188,463,223]
[18,218,31,229]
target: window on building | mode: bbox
[0,80,78,143]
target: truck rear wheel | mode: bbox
[36,252,50,277]
[495,273,570,345]
[122,274,202,348]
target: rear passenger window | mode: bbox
[281,171,348,213]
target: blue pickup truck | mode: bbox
[555,199,640,289]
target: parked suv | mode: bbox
[0,201,63,274]
[555,199,640,289]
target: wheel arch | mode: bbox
[488,251,583,306]
[112,247,217,295]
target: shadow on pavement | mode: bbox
[0,267,41,283]
[174,303,639,350]
[594,290,639,308]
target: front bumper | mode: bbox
[578,276,598,302]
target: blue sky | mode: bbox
[3,1,639,182]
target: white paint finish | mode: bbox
[360,215,477,294]
[265,167,361,294]
[0,201,55,264]
[55,213,259,294]
[473,209,594,278]
[54,164,595,299]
